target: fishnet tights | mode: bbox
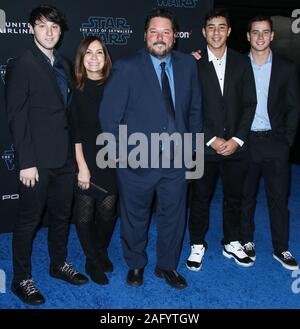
[74,194,117,224]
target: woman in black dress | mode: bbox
[71,36,117,285]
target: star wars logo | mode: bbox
[0,64,6,84]
[0,59,13,84]
[1,144,15,171]
[80,17,132,45]
[157,0,199,8]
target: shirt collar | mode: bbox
[149,52,172,71]
[38,47,61,66]
[207,46,227,62]
[249,49,272,65]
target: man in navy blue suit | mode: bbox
[100,8,202,289]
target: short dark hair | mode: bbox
[144,7,178,32]
[29,4,68,33]
[204,8,230,28]
[247,15,273,32]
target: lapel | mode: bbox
[171,51,180,113]
[201,52,223,99]
[267,53,278,112]
[223,48,235,98]
[61,59,74,108]
[31,45,67,108]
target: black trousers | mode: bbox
[241,132,290,253]
[12,157,75,283]
[189,153,248,246]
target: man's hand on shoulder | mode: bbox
[19,167,39,188]
[191,49,202,61]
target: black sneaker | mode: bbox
[273,251,299,271]
[242,242,256,261]
[50,262,89,285]
[12,278,45,306]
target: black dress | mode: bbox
[70,78,117,198]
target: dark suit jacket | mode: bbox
[100,48,202,168]
[198,48,257,156]
[5,44,74,170]
[265,53,300,146]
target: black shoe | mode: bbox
[126,268,144,287]
[154,267,187,289]
[50,262,88,285]
[242,242,256,261]
[85,261,109,285]
[99,250,114,273]
[12,278,45,306]
[273,251,299,271]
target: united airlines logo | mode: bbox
[80,17,133,45]
[0,21,31,34]
[157,0,199,8]
[1,144,15,171]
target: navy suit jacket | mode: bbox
[100,48,202,168]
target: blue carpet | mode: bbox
[1,165,300,309]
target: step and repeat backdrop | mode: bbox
[0,0,213,232]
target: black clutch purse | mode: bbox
[89,182,108,200]
[75,181,108,201]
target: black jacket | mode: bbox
[198,48,257,156]
[5,44,74,169]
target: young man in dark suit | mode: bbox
[241,16,300,270]
[100,8,202,289]
[5,5,88,306]
[186,8,257,271]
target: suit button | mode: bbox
[163,127,166,130]
[224,128,226,131]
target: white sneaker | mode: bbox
[186,244,205,271]
[223,241,253,267]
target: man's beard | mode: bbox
[147,41,173,59]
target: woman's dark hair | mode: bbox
[29,4,68,32]
[144,7,178,32]
[75,36,112,90]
